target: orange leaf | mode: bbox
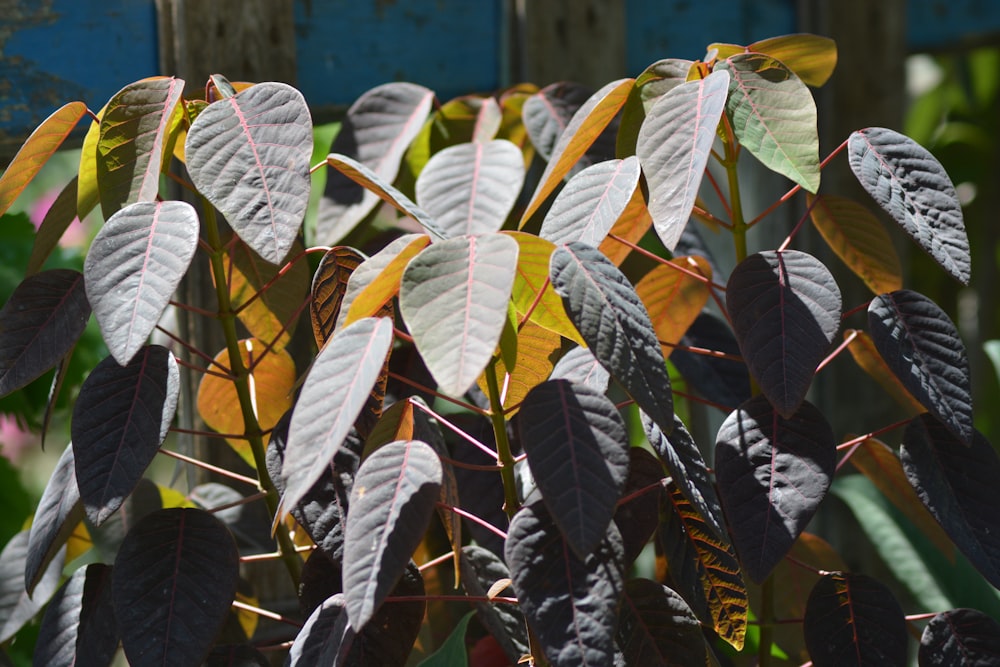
[710,33,837,87]
[635,256,712,352]
[845,329,925,414]
[311,246,365,346]
[477,321,561,415]
[597,184,652,265]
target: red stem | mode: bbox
[158,448,260,487]
[815,329,859,374]
[437,503,508,540]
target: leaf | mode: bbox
[521,79,635,225]
[337,234,429,331]
[900,414,1000,588]
[416,140,525,237]
[113,508,239,667]
[845,329,925,415]
[281,317,394,519]
[84,200,199,365]
[76,563,118,665]
[0,531,64,643]
[26,176,79,275]
[919,608,1000,666]
[637,70,730,250]
[506,231,583,345]
[517,379,629,558]
[318,82,435,244]
[96,77,185,218]
[460,546,529,663]
[399,234,518,396]
[643,413,726,541]
[550,242,674,434]
[311,247,366,346]
[505,501,625,667]
[197,339,295,465]
[614,448,664,567]
[659,482,747,650]
[597,183,653,265]
[342,440,442,629]
[636,256,712,352]
[229,236,309,350]
[803,572,907,666]
[550,345,610,393]
[726,250,841,418]
[711,34,838,87]
[0,269,91,398]
[617,578,706,667]
[846,436,954,558]
[718,54,820,192]
[670,311,751,410]
[540,157,641,247]
[416,610,475,666]
[523,82,595,161]
[25,442,82,595]
[34,564,88,667]
[323,153,446,239]
[848,126,970,284]
[868,290,973,444]
[71,345,180,525]
[807,194,903,294]
[715,395,836,583]
[186,82,313,264]
[477,321,561,413]
[0,101,87,218]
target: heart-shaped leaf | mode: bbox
[521,79,634,226]
[550,242,674,434]
[25,442,82,594]
[803,572,907,666]
[311,247,366,346]
[72,345,179,525]
[85,200,199,365]
[97,77,185,218]
[919,608,1000,666]
[807,193,903,294]
[318,82,435,244]
[868,289,973,444]
[718,54,820,192]
[901,414,1000,588]
[0,530,64,643]
[636,256,712,352]
[281,317,394,518]
[540,157,641,247]
[505,501,625,667]
[186,82,313,264]
[400,233,518,396]
[416,140,525,237]
[342,440,442,629]
[659,482,747,650]
[848,126,970,284]
[637,70,729,250]
[337,234,430,331]
[715,395,836,583]
[726,250,841,418]
[0,101,87,218]
[113,508,239,667]
[617,578,707,667]
[0,269,91,398]
[517,379,629,558]
[669,311,751,410]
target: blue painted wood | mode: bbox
[909,0,1000,51]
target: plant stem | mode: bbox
[200,204,302,587]
[759,575,775,667]
[483,360,521,522]
[721,115,749,264]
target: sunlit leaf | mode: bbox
[186,82,312,264]
[711,34,837,87]
[97,77,184,218]
[718,54,820,192]
[25,442,82,595]
[400,234,518,397]
[229,236,309,351]
[477,321,561,413]
[845,329,925,415]
[849,127,970,284]
[311,247,365,346]
[919,608,1000,666]
[807,193,903,294]
[415,611,475,667]
[338,234,430,331]
[550,345,610,393]
[34,564,88,667]
[0,531,63,643]
[76,102,105,222]
[540,157,640,247]
[0,101,87,218]
[617,578,706,667]
[597,184,653,265]
[85,200,199,365]
[523,82,594,162]
[506,231,583,345]
[636,256,712,353]
[637,70,729,250]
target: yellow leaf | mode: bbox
[504,231,584,345]
[477,321,562,415]
[709,33,837,87]
[845,329,925,415]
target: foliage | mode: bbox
[1,32,998,666]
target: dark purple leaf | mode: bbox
[33,564,116,667]
[726,250,841,418]
[550,242,673,434]
[72,345,179,525]
[919,608,1000,666]
[460,545,529,663]
[77,563,117,666]
[849,127,970,284]
[550,344,611,393]
[112,508,239,667]
[298,551,343,620]
[540,157,641,247]
[0,531,63,643]
[901,414,1000,588]
[186,82,312,264]
[869,290,973,445]
[84,200,199,365]
[204,644,269,667]
[617,578,706,667]
[614,448,665,567]
[0,269,91,398]
[669,311,750,410]
[505,501,624,667]
[25,442,81,594]
[803,572,907,666]
[715,396,836,583]
[34,565,87,667]
[517,379,629,558]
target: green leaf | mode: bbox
[97,77,185,218]
[718,54,820,192]
[416,611,475,667]
[400,233,518,396]
[186,82,313,264]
